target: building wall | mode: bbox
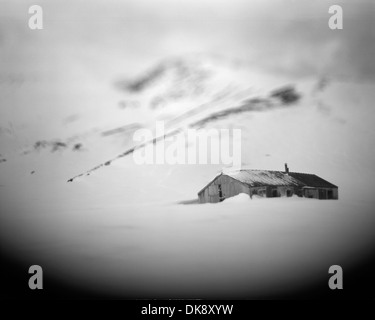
[303,188,319,199]
[279,186,294,197]
[332,188,338,199]
[249,186,293,198]
[302,187,338,199]
[250,187,267,198]
[198,175,250,203]
[198,175,338,203]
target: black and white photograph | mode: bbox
[1,0,375,304]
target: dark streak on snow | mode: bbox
[67,86,301,182]
[191,86,301,128]
[67,128,181,182]
[269,86,301,105]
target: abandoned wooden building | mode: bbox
[198,164,338,203]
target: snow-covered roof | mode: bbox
[226,170,302,187]
[287,172,338,188]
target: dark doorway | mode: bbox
[218,184,224,202]
[272,189,278,197]
[319,189,327,199]
[327,190,333,199]
[286,189,292,197]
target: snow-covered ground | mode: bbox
[1,0,375,298]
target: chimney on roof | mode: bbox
[285,163,289,174]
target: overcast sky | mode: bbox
[1,0,374,81]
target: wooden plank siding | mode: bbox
[198,174,250,203]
